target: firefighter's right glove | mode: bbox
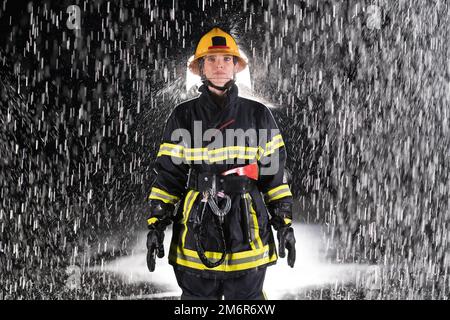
[146,200,173,272]
[146,226,165,272]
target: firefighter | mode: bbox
[146,27,296,300]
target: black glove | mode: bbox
[277,226,296,268]
[146,200,174,272]
[146,226,165,272]
[268,201,296,268]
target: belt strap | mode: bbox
[187,170,255,194]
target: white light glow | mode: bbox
[92,222,380,299]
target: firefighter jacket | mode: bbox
[147,84,293,279]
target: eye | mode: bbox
[206,56,216,63]
[224,56,232,62]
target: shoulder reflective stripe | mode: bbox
[147,217,159,225]
[169,243,277,272]
[181,191,200,248]
[148,187,180,204]
[248,193,264,250]
[265,184,292,203]
[284,218,292,225]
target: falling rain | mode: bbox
[0,0,448,300]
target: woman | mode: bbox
[146,27,296,300]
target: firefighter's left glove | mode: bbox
[277,226,296,268]
[146,200,174,272]
[146,226,165,272]
[269,201,296,268]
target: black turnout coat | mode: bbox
[148,84,293,279]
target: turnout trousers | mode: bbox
[174,267,267,300]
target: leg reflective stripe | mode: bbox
[149,187,180,204]
[262,290,268,300]
[181,190,200,248]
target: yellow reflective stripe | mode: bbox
[245,194,256,251]
[147,217,158,225]
[269,191,292,202]
[179,242,272,260]
[170,255,276,272]
[208,153,255,163]
[265,184,292,203]
[256,146,265,161]
[265,135,281,148]
[207,146,258,155]
[185,148,207,154]
[264,141,285,156]
[267,185,289,196]
[284,218,292,225]
[157,143,184,158]
[257,134,284,159]
[148,187,180,204]
[181,191,200,248]
[169,244,277,272]
[247,193,263,250]
[184,146,259,162]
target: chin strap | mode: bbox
[201,77,235,92]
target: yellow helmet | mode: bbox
[188,27,247,76]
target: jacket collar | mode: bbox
[198,83,239,109]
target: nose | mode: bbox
[215,58,224,69]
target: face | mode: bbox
[202,54,237,87]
